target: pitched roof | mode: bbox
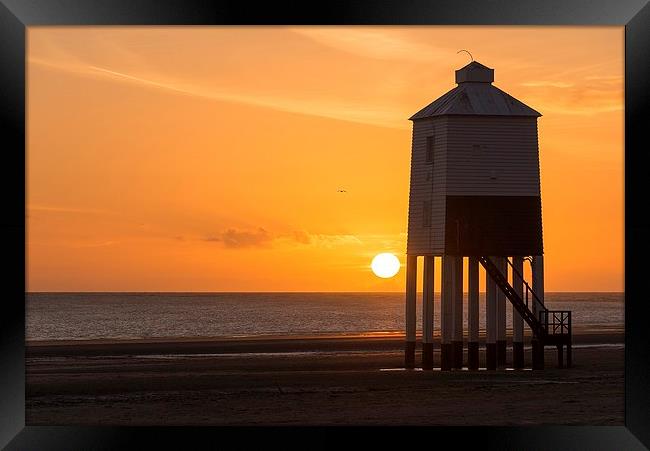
[409,61,542,120]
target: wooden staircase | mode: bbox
[478,256,572,368]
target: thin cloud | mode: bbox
[28,204,115,216]
[76,240,119,248]
[536,103,623,116]
[201,228,365,250]
[29,57,405,129]
[309,233,363,248]
[204,228,273,249]
[519,75,623,116]
[289,28,449,63]
[291,230,312,245]
[283,231,363,248]
[585,75,623,82]
[521,81,574,88]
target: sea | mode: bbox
[25,292,624,342]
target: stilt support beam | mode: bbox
[468,257,479,370]
[452,256,464,369]
[513,342,524,369]
[441,256,453,371]
[512,256,525,369]
[496,257,507,366]
[421,256,434,370]
[532,338,544,370]
[404,255,417,369]
[486,258,497,370]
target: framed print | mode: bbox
[1,0,649,449]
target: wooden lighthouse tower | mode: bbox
[404,61,572,371]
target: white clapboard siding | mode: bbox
[445,116,541,196]
[406,117,447,255]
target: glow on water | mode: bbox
[26,292,623,341]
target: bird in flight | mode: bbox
[337,189,347,193]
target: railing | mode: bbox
[505,258,572,337]
[539,310,571,336]
[503,257,546,316]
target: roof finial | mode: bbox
[457,49,474,64]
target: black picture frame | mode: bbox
[1,0,648,448]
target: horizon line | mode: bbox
[26,290,625,294]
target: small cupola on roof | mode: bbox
[409,60,541,119]
[455,61,494,83]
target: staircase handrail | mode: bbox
[503,257,547,316]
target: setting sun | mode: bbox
[371,253,401,278]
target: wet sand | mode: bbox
[26,328,624,425]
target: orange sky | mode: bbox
[26,26,624,292]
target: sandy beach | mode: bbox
[25,326,624,426]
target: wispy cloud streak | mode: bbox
[521,81,574,88]
[28,204,115,216]
[289,28,450,62]
[29,57,406,129]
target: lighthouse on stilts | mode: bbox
[404,60,572,371]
